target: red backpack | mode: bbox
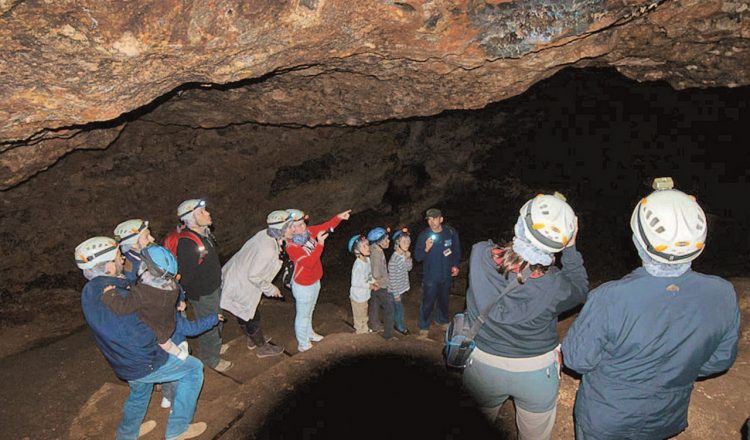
[164,227,207,265]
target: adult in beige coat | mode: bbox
[221,210,292,357]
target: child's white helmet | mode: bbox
[75,237,119,270]
[630,178,707,264]
[518,192,577,254]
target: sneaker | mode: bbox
[256,343,284,358]
[247,335,272,350]
[172,422,207,440]
[213,358,233,373]
[220,343,230,355]
[139,420,157,437]
[418,329,430,339]
[310,332,324,343]
[395,328,410,336]
[160,397,172,409]
[298,344,312,353]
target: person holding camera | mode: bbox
[462,193,588,440]
[414,208,462,338]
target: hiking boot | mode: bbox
[310,332,325,343]
[171,422,207,440]
[213,358,233,373]
[160,397,172,409]
[418,329,430,339]
[246,335,272,350]
[220,343,230,355]
[139,420,157,437]
[256,343,284,358]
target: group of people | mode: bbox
[74,176,741,440]
[461,178,741,440]
[75,200,355,439]
[346,208,462,340]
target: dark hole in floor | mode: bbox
[253,354,510,440]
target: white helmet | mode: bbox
[177,199,206,219]
[266,210,292,230]
[113,219,149,247]
[630,178,707,264]
[519,192,577,254]
[286,208,307,223]
[75,236,119,270]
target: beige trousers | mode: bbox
[350,299,369,334]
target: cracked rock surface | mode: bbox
[1,0,749,188]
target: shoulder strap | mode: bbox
[174,230,207,265]
[467,268,530,341]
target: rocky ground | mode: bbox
[0,262,747,439]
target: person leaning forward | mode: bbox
[220,210,293,358]
[75,236,206,440]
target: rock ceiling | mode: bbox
[0,0,748,189]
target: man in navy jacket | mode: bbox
[563,179,741,439]
[414,208,461,337]
[76,236,206,440]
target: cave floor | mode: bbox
[0,273,748,439]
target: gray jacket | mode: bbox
[370,244,389,291]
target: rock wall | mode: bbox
[1,0,749,188]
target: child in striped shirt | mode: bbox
[388,228,413,335]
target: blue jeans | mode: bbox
[116,355,204,440]
[393,294,407,332]
[292,280,320,350]
[418,279,451,330]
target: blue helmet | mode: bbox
[141,245,179,280]
[392,227,410,242]
[367,227,388,243]
[347,234,365,254]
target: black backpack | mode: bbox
[279,242,294,290]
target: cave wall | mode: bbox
[0,106,504,306]
[1,0,749,188]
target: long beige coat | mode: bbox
[220,229,282,321]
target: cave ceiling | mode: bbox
[0,0,749,189]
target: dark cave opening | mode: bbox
[253,354,505,440]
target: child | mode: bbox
[348,234,376,334]
[102,245,190,360]
[388,228,413,335]
[367,227,395,340]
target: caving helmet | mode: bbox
[113,219,149,247]
[177,199,206,220]
[518,192,577,254]
[75,236,119,270]
[140,245,179,280]
[367,227,388,244]
[630,177,707,264]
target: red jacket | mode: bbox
[286,215,343,286]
